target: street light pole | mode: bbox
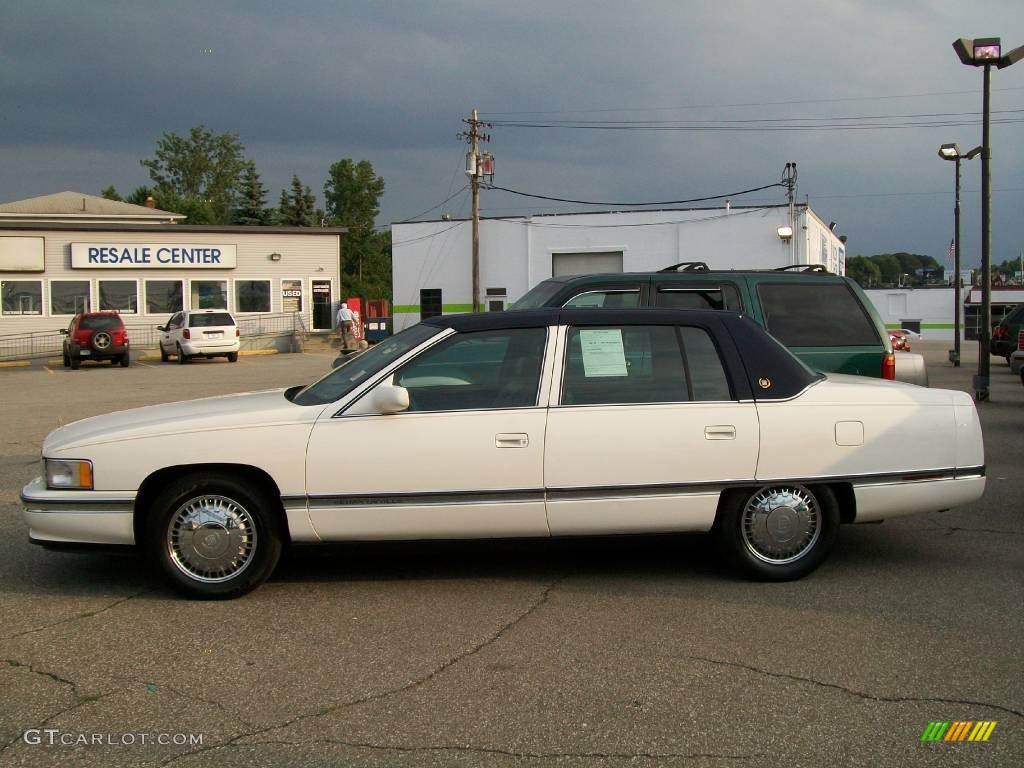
[939,142,981,367]
[951,36,1024,401]
[978,63,992,399]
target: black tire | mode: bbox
[91,331,113,353]
[715,484,839,581]
[160,345,169,363]
[62,351,70,368]
[69,350,81,370]
[176,345,188,365]
[227,352,238,363]
[143,472,283,599]
[120,353,130,367]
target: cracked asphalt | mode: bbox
[0,343,1020,767]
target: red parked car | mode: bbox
[888,329,911,352]
[61,312,130,369]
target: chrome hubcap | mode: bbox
[166,495,257,583]
[741,486,820,564]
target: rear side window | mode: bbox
[80,315,124,331]
[561,325,731,405]
[758,283,880,346]
[563,289,641,309]
[189,313,235,328]
[655,283,741,311]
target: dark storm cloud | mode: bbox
[1,0,1023,263]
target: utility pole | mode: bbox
[459,109,493,313]
[783,163,797,265]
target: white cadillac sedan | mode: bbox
[22,309,985,599]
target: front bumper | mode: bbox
[20,476,136,545]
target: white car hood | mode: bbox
[44,389,320,453]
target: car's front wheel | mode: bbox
[716,484,838,581]
[144,473,283,599]
[176,345,188,364]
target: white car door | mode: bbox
[305,326,555,540]
[544,323,759,535]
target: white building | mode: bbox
[865,286,1024,341]
[391,203,845,330]
[0,192,346,336]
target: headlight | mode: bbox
[45,459,93,490]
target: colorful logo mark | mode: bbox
[921,721,997,742]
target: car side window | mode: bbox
[563,289,641,309]
[758,283,880,346]
[562,326,688,405]
[654,282,741,311]
[561,325,732,405]
[168,313,182,329]
[393,327,547,412]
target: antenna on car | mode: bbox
[657,262,710,273]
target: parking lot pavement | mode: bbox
[0,345,1020,767]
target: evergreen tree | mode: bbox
[276,176,317,226]
[100,185,122,201]
[233,162,270,225]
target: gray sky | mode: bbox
[2,0,1023,268]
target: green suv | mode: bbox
[511,263,897,380]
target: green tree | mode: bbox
[846,255,881,288]
[323,159,387,297]
[140,125,248,224]
[870,254,902,285]
[126,186,154,207]
[233,162,270,225]
[100,185,122,201]
[276,176,317,226]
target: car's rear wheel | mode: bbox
[716,484,838,581]
[227,352,238,362]
[176,345,188,364]
[144,473,283,599]
[120,353,130,367]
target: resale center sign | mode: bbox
[71,243,237,269]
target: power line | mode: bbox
[391,220,467,246]
[489,108,1024,126]
[484,182,784,207]
[486,117,1024,133]
[480,86,1024,117]
[394,184,470,223]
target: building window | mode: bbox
[420,288,442,319]
[235,280,271,313]
[98,280,138,313]
[50,280,91,315]
[145,280,183,314]
[191,280,228,310]
[1,280,43,315]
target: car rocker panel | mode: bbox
[22,308,986,598]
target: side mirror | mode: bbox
[157,325,167,332]
[58,328,68,335]
[370,384,409,414]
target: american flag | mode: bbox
[947,238,955,260]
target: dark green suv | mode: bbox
[511,263,896,379]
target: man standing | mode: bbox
[336,302,355,349]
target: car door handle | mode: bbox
[704,425,736,440]
[496,433,529,448]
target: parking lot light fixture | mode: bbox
[951,36,1024,400]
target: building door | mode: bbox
[312,280,332,331]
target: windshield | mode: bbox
[292,324,442,406]
[509,279,568,310]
